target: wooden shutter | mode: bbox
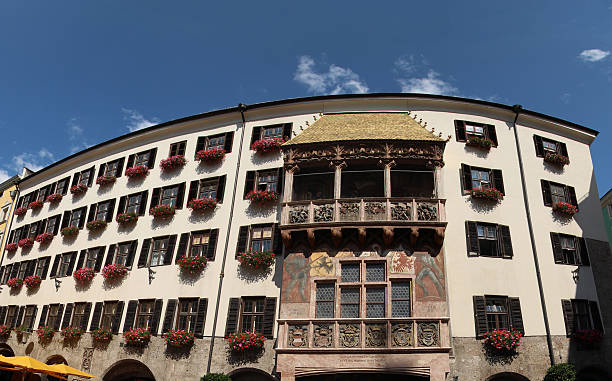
[187,180,199,202]
[76,250,86,270]
[486,125,498,146]
[589,301,603,331]
[10,264,19,279]
[72,173,79,187]
[138,191,149,216]
[49,256,61,278]
[282,123,293,141]
[461,164,472,192]
[561,299,575,336]
[87,167,95,187]
[491,169,505,195]
[81,303,92,331]
[38,305,48,328]
[15,307,25,328]
[89,302,103,331]
[194,298,208,338]
[207,229,219,260]
[150,188,161,210]
[567,186,578,209]
[175,233,190,263]
[61,303,74,329]
[138,239,151,268]
[111,301,124,334]
[105,199,116,223]
[195,137,206,156]
[498,225,513,258]
[52,215,61,235]
[533,135,544,157]
[473,296,488,339]
[150,299,163,336]
[175,183,186,209]
[27,306,38,330]
[126,154,135,169]
[550,233,564,264]
[41,257,51,279]
[67,252,77,275]
[225,298,241,336]
[236,226,249,256]
[263,297,277,338]
[123,300,138,332]
[53,305,64,330]
[94,248,105,271]
[61,211,70,229]
[104,244,116,267]
[273,224,283,255]
[85,203,96,222]
[147,148,157,169]
[508,297,524,334]
[250,126,261,146]
[277,168,284,194]
[465,221,480,256]
[217,176,226,203]
[126,241,138,269]
[224,132,234,152]
[117,196,127,215]
[541,180,552,206]
[577,238,589,266]
[244,171,255,198]
[559,142,568,157]
[0,307,6,325]
[162,299,177,333]
[78,207,87,229]
[25,260,36,277]
[116,157,125,178]
[454,120,467,142]
[163,235,177,265]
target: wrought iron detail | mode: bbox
[417,322,439,347]
[313,324,334,348]
[391,202,412,220]
[365,324,387,347]
[289,206,309,224]
[417,203,438,221]
[339,323,361,347]
[391,323,413,347]
[288,325,308,348]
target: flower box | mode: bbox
[246,190,279,205]
[70,183,88,195]
[251,138,284,153]
[226,331,266,352]
[0,325,11,339]
[45,193,63,203]
[36,326,55,341]
[7,278,23,290]
[470,187,503,202]
[150,204,175,219]
[28,200,44,210]
[96,175,117,186]
[160,155,187,171]
[195,148,226,163]
[18,238,34,249]
[125,165,149,178]
[91,328,112,343]
[553,202,578,216]
[35,232,54,244]
[177,256,207,275]
[572,329,603,346]
[187,198,218,213]
[61,226,79,237]
[24,275,41,290]
[484,328,522,354]
[101,263,128,281]
[73,267,95,284]
[5,243,18,252]
[163,329,195,347]
[86,219,108,231]
[238,250,275,270]
[116,212,138,225]
[544,152,570,167]
[14,207,27,216]
[61,326,84,342]
[14,326,28,336]
[123,328,151,346]
[466,136,493,150]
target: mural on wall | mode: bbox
[309,252,334,277]
[414,252,445,300]
[282,253,309,303]
[390,251,415,274]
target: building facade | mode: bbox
[601,189,612,250]
[0,95,609,381]
[0,175,21,255]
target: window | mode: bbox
[161,186,179,207]
[100,302,117,330]
[115,242,132,266]
[55,177,69,195]
[151,184,185,210]
[121,191,147,215]
[341,288,360,318]
[1,206,9,222]
[57,253,76,277]
[316,283,335,318]
[85,248,103,269]
[534,135,568,159]
[477,224,498,257]
[207,134,225,150]
[541,180,577,208]
[542,140,557,153]
[471,169,490,189]
[18,262,27,279]
[136,301,155,329]
[551,233,588,266]
[485,297,509,330]
[455,120,498,146]
[103,159,120,177]
[195,132,234,155]
[198,179,218,199]
[366,288,385,318]
[461,164,504,194]
[262,125,283,139]
[473,295,524,338]
[240,298,265,332]
[550,184,566,204]
[69,209,84,227]
[250,226,272,252]
[256,171,278,192]
[77,168,94,186]
[607,204,612,218]
[465,221,513,258]
[6,306,17,327]
[28,223,39,239]
[366,262,385,282]
[134,151,151,167]
[35,258,49,278]
[46,304,61,328]
[250,123,291,146]
[341,263,360,282]
[1,265,12,284]
[150,237,169,267]
[562,299,603,335]
[560,236,578,264]
[573,300,591,331]
[45,215,60,234]
[92,200,112,221]
[22,306,36,330]
[169,141,186,157]
[190,231,210,258]
[465,123,485,137]
[71,303,87,327]
[176,299,198,331]
[391,282,411,317]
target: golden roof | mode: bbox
[283,113,443,146]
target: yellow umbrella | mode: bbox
[0,356,66,379]
[47,363,95,378]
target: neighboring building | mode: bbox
[0,175,21,255]
[0,94,609,381]
[601,188,612,249]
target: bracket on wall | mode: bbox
[571,268,579,284]
[148,267,155,284]
[54,278,62,291]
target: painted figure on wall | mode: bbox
[414,252,445,300]
[309,252,334,277]
[283,253,309,303]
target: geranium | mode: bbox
[14,325,28,335]
[195,148,226,163]
[484,328,523,354]
[96,175,117,186]
[5,243,18,252]
[470,187,503,202]
[544,152,570,166]
[177,256,207,275]
[572,329,603,345]
[116,212,138,225]
[0,325,11,339]
[160,155,187,171]
[226,331,266,352]
[466,136,493,149]
[123,328,151,346]
[251,138,284,153]
[91,328,112,343]
[245,190,279,205]
[86,219,108,231]
[101,263,128,281]
[61,226,79,237]
[7,278,23,289]
[187,198,217,212]
[14,207,27,216]
[238,250,275,270]
[61,326,84,342]
[125,165,149,178]
[18,238,34,249]
[28,200,44,210]
[24,275,41,290]
[45,193,63,203]
[35,232,54,244]
[150,204,175,218]
[73,267,95,284]
[553,202,578,216]
[35,326,55,341]
[163,329,195,347]
[70,183,88,195]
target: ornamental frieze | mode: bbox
[365,324,387,347]
[339,323,360,348]
[417,322,439,347]
[391,323,413,347]
[288,325,308,348]
[313,324,334,347]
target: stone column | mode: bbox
[330,161,347,199]
[379,159,396,198]
[283,165,299,202]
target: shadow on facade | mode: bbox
[228,367,277,381]
[101,359,155,381]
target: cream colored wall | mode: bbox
[0,184,17,252]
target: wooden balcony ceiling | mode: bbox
[283,113,443,146]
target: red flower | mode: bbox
[28,200,44,210]
[86,219,108,231]
[36,326,55,341]
[61,326,84,341]
[470,187,503,202]
[61,226,79,237]
[5,243,18,252]
[163,329,195,347]
[195,148,226,163]
[116,212,138,225]
[91,328,112,342]
[245,190,279,205]
[483,329,523,354]
[187,198,217,212]
[572,329,603,345]
[125,165,149,178]
[238,250,275,269]
[73,267,95,284]
[14,207,27,216]
[96,175,117,186]
[150,204,175,218]
[7,278,23,289]
[0,325,11,338]
[24,275,41,289]
[544,152,570,166]
[101,264,128,281]
[552,202,578,216]
[35,232,54,244]
[177,256,207,275]
[160,155,187,171]
[123,328,151,346]
[251,138,284,153]
[226,331,266,352]
[45,193,63,203]
[18,238,34,248]
[70,184,88,195]
[466,136,493,149]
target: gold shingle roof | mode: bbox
[283,112,443,146]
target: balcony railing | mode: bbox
[281,198,446,227]
[277,317,450,352]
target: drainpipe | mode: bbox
[206,104,248,374]
[0,183,20,282]
[510,104,555,365]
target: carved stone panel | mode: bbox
[314,204,334,222]
[313,324,334,348]
[391,202,412,220]
[289,205,309,224]
[81,347,94,371]
[417,202,438,221]
[417,322,439,347]
[391,323,413,347]
[364,202,385,220]
[365,324,387,347]
[288,325,308,348]
[339,323,361,348]
[339,202,360,221]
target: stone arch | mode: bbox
[0,343,14,357]
[486,372,530,381]
[228,367,276,381]
[577,366,611,381]
[42,356,68,381]
[102,359,155,381]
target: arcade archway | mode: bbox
[102,359,155,381]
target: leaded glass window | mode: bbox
[392,282,411,317]
[366,263,385,282]
[366,288,385,318]
[340,288,360,318]
[316,283,335,318]
[341,263,360,282]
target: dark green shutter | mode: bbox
[123,300,138,332]
[541,180,552,206]
[194,298,208,338]
[207,229,219,260]
[491,169,504,195]
[216,176,226,203]
[105,244,116,267]
[147,148,157,169]
[244,171,255,198]
[461,164,472,192]
[163,235,177,265]
[550,233,564,264]
[465,221,480,257]
[533,135,544,157]
[224,132,234,152]
[578,238,590,266]
[561,299,575,337]
[250,126,261,146]
[126,241,138,269]
[89,302,103,331]
[236,226,249,256]
[38,305,48,328]
[81,303,92,331]
[138,191,149,216]
[162,299,177,333]
[473,296,487,339]
[589,301,603,331]
[49,256,61,278]
[175,183,186,210]
[225,298,240,336]
[263,297,277,338]
[508,297,524,334]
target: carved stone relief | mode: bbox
[365,324,387,347]
[417,203,438,221]
[313,324,333,348]
[417,322,439,347]
[314,204,334,222]
[391,202,412,220]
[288,325,308,348]
[391,323,413,347]
[289,206,309,224]
[339,324,360,348]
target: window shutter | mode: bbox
[126,241,138,269]
[92,248,104,271]
[461,164,472,192]
[175,233,190,263]
[224,132,234,153]
[111,301,124,334]
[195,137,206,156]
[561,299,575,336]
[491,169,505,195]
[487,125,498,146]
[53,305,64,330]
[138,191,149,216]
[138,239,151,268]
[41,257,50,279]
[508,297,524,334]
[577,238,589,266]
[8,231,14,245]
[263,297,277,338]
[17,196,23,209]
[188,180,199,202]
[78,207,87,229]
[61,303,74,329]
[25,260,36,277]
[559,142,568,157]
[162,299,177,333]
[49,256,61,278]
[105,199,116,223]
[71,173,79,187]
[61,211,70,229]
[473,296,488,339]
[15,307,25,328]
[541,180,552,206]
[454,120,467,142]
[52,216,61,235]
[250,126,261,146]
[533,135,544,157]
[550,233,564,264]
[123,300,138,332]
[207,229,219,260]
[273,224,283,255]
[277,168,284,195]
[499,225,513,258]
[567,186,578,209]
[27,306,38,330]
[117,196,127,215]
[89,302,103,331]
[104,244,116,267]
[20,226,29,240]
[126,154,135,169]
[282,123,293,141]
[81,303,92,331]
[150,299,164,336]
[164,235,177,265]
[0,307,5,325]
[38,305,48,328]
[150,188,161,210]
[194,298,208,338]
[244,171,255,198]
[146,148,157,169]
[116,157,125,177]
[87,167,95,187]
[225,298,241,336]
[217,176,226,203]
[236,226,249,256]
[36,220,46,236]
[76,250,86,270]
[67,252,77,275]
[175,183,186,210]
[10,264,19,279]
[465,221,480,257]
[8,307,17,328]
[589,301,603,331]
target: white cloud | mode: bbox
[67,118,90,154]
[11,149,55,172]
[560,92,571,104]
[579,49,610,62]
[294,56,369,95]
[0,169,9,183]
[122,108,159,132]
[394,56,458,96]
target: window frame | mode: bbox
[249,225,273,252]
[58,253,73,277]
[197,178,220,200]
[149,237,170,267]
[160,185,180,207]
[100,301,117,330]
[125,192,144,214]
[255,170,279,193]
[115,242,132,266]
[93,200,111,221]
[55,178,69,195]
[188,231,210,258]
[484,295,510,331]
[46,304,60,328]
[135,300,155,329]
[169,141,187,157]
[78,169,92,186]
[22,305,36,330]
[239,297,265,333]
[34,258,49,278]
[71,302,87,328]
[175,298,199,331]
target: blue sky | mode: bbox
[0,1,611,196]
